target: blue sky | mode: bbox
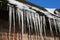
[26,0,60,8]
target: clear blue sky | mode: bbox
[26,0,60,8]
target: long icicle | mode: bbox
[29,12,33,40]
[39,16,43,40]
[34,13,37,40]
[13,7,16,40]
[53,19,58,35]
[43,16,46,40]
[17,8,21,40]
[56,19,60,33]
[9,6,12,40]
[32,13,37,40]
[27,11,31,40]
[21,9,24,40]
[48,18,53,36]
[17,8,21,30]
[36,14,39,40]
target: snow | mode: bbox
[8,0,59,19]
[45,8,56,14]
[8,0,29,9]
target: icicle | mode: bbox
[36,14,39,40]
[48,18,53,36]
[21,9,24,40]
[39,16,43,40]
[9,6,12,40]
[17,8,21,29]
[33,13,37,40]
[34,14,37,40]
[43,16,46,40]
[17,8,22,40]
[13,7,15,33]
[26,11,31,40]
[56,19,60,33]
[12,7,16,40]
[53,19,58,35]
[30,12,33,31]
